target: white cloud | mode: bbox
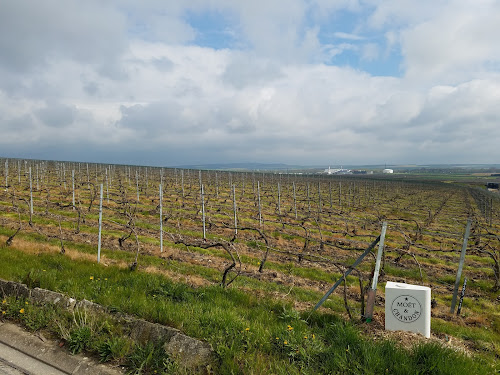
[1,1,500,165]
[333,32,366,41]
[0,0,127,74]
[401,2,500,82]
[361,43,380,61]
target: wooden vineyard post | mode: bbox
[233,184,238,236]
[181,170,185,197]
[456,277,468,315]
[307,182,311,212]
[450,218,472,313]
[5,159,9,191]
[4,159,8,191]
[201,184,206,240]
[97,184,103,263]
[329,181,333,209]
[215,172,219,198]
[489,197,493,226]
[318,181,322,213]
[252,173,255,196]
[86,163,90,189]
[72,169,76,209]
[339,181,342,208]
[278,182,281,215]
[293,182,297,219]
[105,168,109,203]
[258,181,262,227]
[365,221,388,321]
[160,183,163,252]
[29,167,33,216]
[136,170,140,202]
[63,163,66,190]
[36,164,39,191]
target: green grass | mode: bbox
[384,263,427,281]
[0,245,496,374]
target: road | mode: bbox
[0,360,24,375]
[0,340,66,374]
[0,322,122,375]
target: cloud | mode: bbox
[401,2,500,82]
[333,32,365,41]
[36,102,76,128]
[0,1,127,75]
[1,1,500,166]
[222,54,284,89]
[361,43,380,61]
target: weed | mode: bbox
[126,341,177,375]
[69,325,92,354]
[23,303,56,331]
[98,336,134,363]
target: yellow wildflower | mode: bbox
[90,276,94,280]
[276,337,279,340]
[19,308,25,314]
[2,300,6,304]
[2,311,5,315]
[245,327,250,331]
[25,301,29,305]
[284,341,288,345]
[304,336,308,339]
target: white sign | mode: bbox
[385,282,431,338]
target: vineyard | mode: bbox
[0,158,499,374]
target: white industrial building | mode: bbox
[324,166,352,175]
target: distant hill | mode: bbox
[174,163,303,171]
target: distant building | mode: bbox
[324,166,352,175]
[487,182,499,191]
[383,169,394,174]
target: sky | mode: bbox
[1,0,500,167]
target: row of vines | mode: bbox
[0,158,499,318]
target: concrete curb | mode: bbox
[0,279,215,371]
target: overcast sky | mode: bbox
[1,0,499,167]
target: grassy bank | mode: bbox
[1,240,496,374]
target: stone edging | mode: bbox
[0,278,215,371]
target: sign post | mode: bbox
[365,222,387,321]
[450,219,471,313]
